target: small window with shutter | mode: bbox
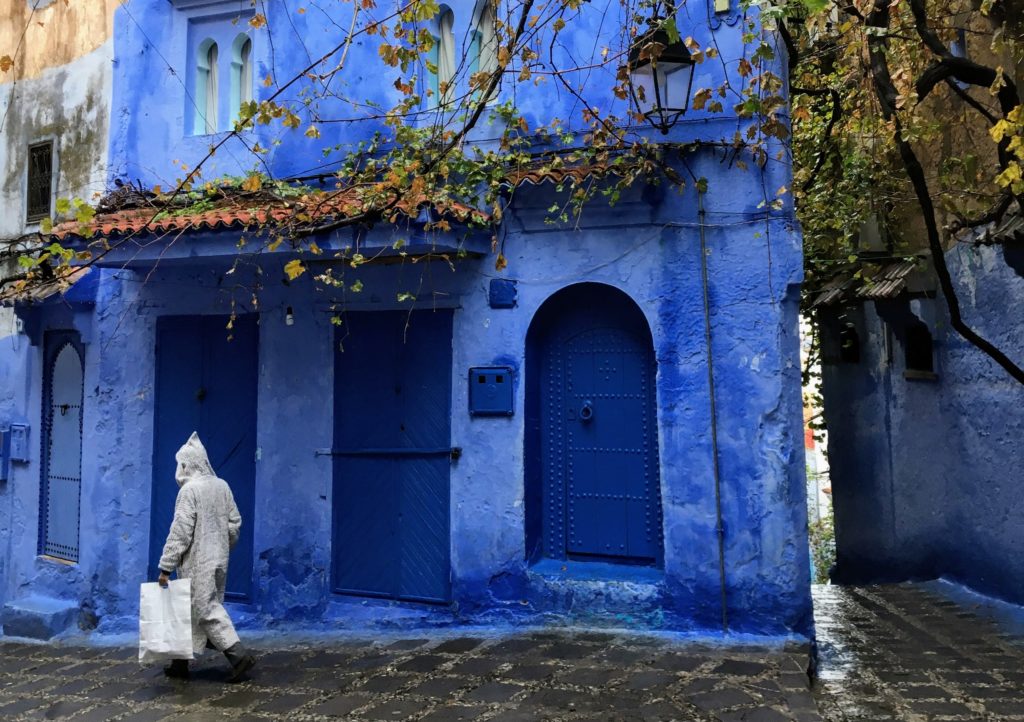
[26,141,54,223]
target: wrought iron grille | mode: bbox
[26,141,53,223]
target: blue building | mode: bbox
[0,0,812,640]
[818,217,1024,608]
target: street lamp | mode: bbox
[627,24,696,134]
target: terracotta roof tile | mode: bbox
[51,162,630,242]
[52,188,485,241]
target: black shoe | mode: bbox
[223,643,256,682]
[163,659,190,679]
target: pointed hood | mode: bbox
[174,431,216,487]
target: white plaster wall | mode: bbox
[0,40,112,241]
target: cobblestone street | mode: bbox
[813,585,1024,721]
[0,584,1022,721]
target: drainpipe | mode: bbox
[697,188,729,633]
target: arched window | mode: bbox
[41,333,85,562]
[469,1,498,100]
[231,35,254,124]
[195,39,219,134]
[428,8,455,107]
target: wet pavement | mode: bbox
[813,584,1024,721]
[0,584,1022,721]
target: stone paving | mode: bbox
[0,583,1022,721]
[0,629,816,722]
[813,584,1024,721]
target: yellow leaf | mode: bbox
[996,162,1022,188]
[284,259,307,281]
[263,74,274,87]
[241,174,262,192]
[249,14,267,28]
[0,55,13,72]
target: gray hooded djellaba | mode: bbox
[158,432,242,655]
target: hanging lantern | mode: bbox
[627,27,696,134]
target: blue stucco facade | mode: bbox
[820,243,1024,607]
[0,0,812,641]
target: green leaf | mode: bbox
[662,17,681,45]
[799,0,831,12]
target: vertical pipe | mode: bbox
[697,188,729,633]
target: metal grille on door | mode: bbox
[40,333,84,562]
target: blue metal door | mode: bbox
[150,315,258,600]
[332,310,453,603]
[539,292,662,565]
[40,332,84,562]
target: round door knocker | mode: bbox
[579,400,594,422]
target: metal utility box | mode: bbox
[10,423,30,463]
[0,428,10,482]
[488,279,518,309]
[469,366,515,416]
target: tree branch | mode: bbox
[865,0,1024,384]
[793,86,843,193]
[944,78,998,125]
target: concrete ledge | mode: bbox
[1,595,79,640]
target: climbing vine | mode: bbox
[0,0,794,312]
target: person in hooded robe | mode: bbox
[157,432,256,681]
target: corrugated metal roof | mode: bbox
[954,209,1024,246]
[813,256,930,308]
[0,267,93,305]
[855,259,920,300]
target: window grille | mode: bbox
[26,142,53,223]
[40,332,84,562]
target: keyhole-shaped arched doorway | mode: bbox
[40,332,85,561]
[525,283,663,567]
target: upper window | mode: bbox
[428,8,455,108]
[231,34,254,124]
[904,322,935,376]
[195,38,219,135]
[470,1,498,99]
[26,141,54,223]
[838,324,860,364]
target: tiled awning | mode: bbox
[51,188,487,241]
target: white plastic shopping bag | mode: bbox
[139,579,194,664]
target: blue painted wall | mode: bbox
[0,153,811,638]
[1,0,811,640]
[108,0,790,186]
[821,243,1024,606]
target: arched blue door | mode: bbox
[526,284,662,566]
[149,315,257,600]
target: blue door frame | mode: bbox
[526,284,663,567]
[149,315,258,600]
[332,310,453,603]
